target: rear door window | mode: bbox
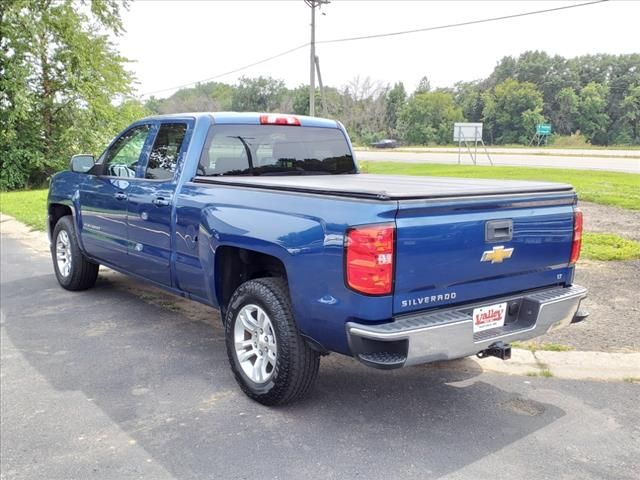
[145,123,188,180]
[198,125,355,176]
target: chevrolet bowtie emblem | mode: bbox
[481,246,514,264]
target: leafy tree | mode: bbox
[384,82,406,137]
[554,87,579,135]
[516,52,579,127]
[1,0,141,189]
[398,91,463,145]
[482,79,544,144]
[148,81,234,114]
[290,84,325,116]
[603,54,640,144]
[454,81,484,123]
[620,85,640,144]
[415,76,431,94]
[486,56,517,88]
[576,82,610,145]
[478,52,640,144]
[231,76,286,112]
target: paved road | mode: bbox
[371,147,640,158]
[356,150,640,174]
[2,234,639,480]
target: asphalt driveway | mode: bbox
[1,234,639,479]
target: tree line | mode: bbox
[148,51,640,148]
[1,0,639,191]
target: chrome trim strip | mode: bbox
[348,318,472,341]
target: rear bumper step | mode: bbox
[347,284,587,369]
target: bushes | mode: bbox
[397,91,463,145]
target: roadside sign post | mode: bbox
[529,123,552,146]
[453,123,493,165]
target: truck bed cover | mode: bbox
[193,174,574,201]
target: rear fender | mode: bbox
[197,205,325,312]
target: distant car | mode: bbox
[370,139,398,148]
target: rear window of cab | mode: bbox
[198,125,355,176]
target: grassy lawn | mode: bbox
[582,233,640,261]
[0,189,48,231]
[363,162,640,210]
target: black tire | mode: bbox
[225,277,320,406]
[51,216,99,291]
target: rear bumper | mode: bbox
[346,284,587,369]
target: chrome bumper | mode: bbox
[346,285,587,369]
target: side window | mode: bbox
[145,123,188,180]
[103,125,151,178]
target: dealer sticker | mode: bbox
[472,302,507,333]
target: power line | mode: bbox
[140,43,309,97]
[316,0,608,45]
[139,0,608,98]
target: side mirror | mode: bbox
[70,154,95,173]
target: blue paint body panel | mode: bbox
[47,112,579,357]
[393,196,576,315]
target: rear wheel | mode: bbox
[225,277,320,405]
[51,216,99,291]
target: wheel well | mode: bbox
[215,246,287,315]
[49,203,73,233]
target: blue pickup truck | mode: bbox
[47,112,587,405]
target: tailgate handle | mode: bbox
[486,219,513,242]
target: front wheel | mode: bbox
[51,216,99,291]
[225,278,320,405]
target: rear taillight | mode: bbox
[570,208,583,265]
[345,223,395,295]
[259,114,300,126]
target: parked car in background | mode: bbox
[370,138,398,148]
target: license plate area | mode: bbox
[472,302,507,333]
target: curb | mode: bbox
[2,213,640,382]
[468,349,640,382]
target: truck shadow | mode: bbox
[2,272,564,479]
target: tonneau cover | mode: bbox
[193,174,574,200]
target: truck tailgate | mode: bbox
[393,193,577,315]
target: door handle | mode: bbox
[486,219,513,242]
[114,192,127,200]
[152,197,171,207]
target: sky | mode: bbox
[113,0,640,99]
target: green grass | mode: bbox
[582,233,640,261]
[363,162,640,210]
[0,189,49,230]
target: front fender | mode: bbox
[47,171,84,248]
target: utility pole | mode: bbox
[306,0,329,116]
[314,55,327,115]
[309,1,316,117]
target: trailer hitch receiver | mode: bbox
[477,342,511,360]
